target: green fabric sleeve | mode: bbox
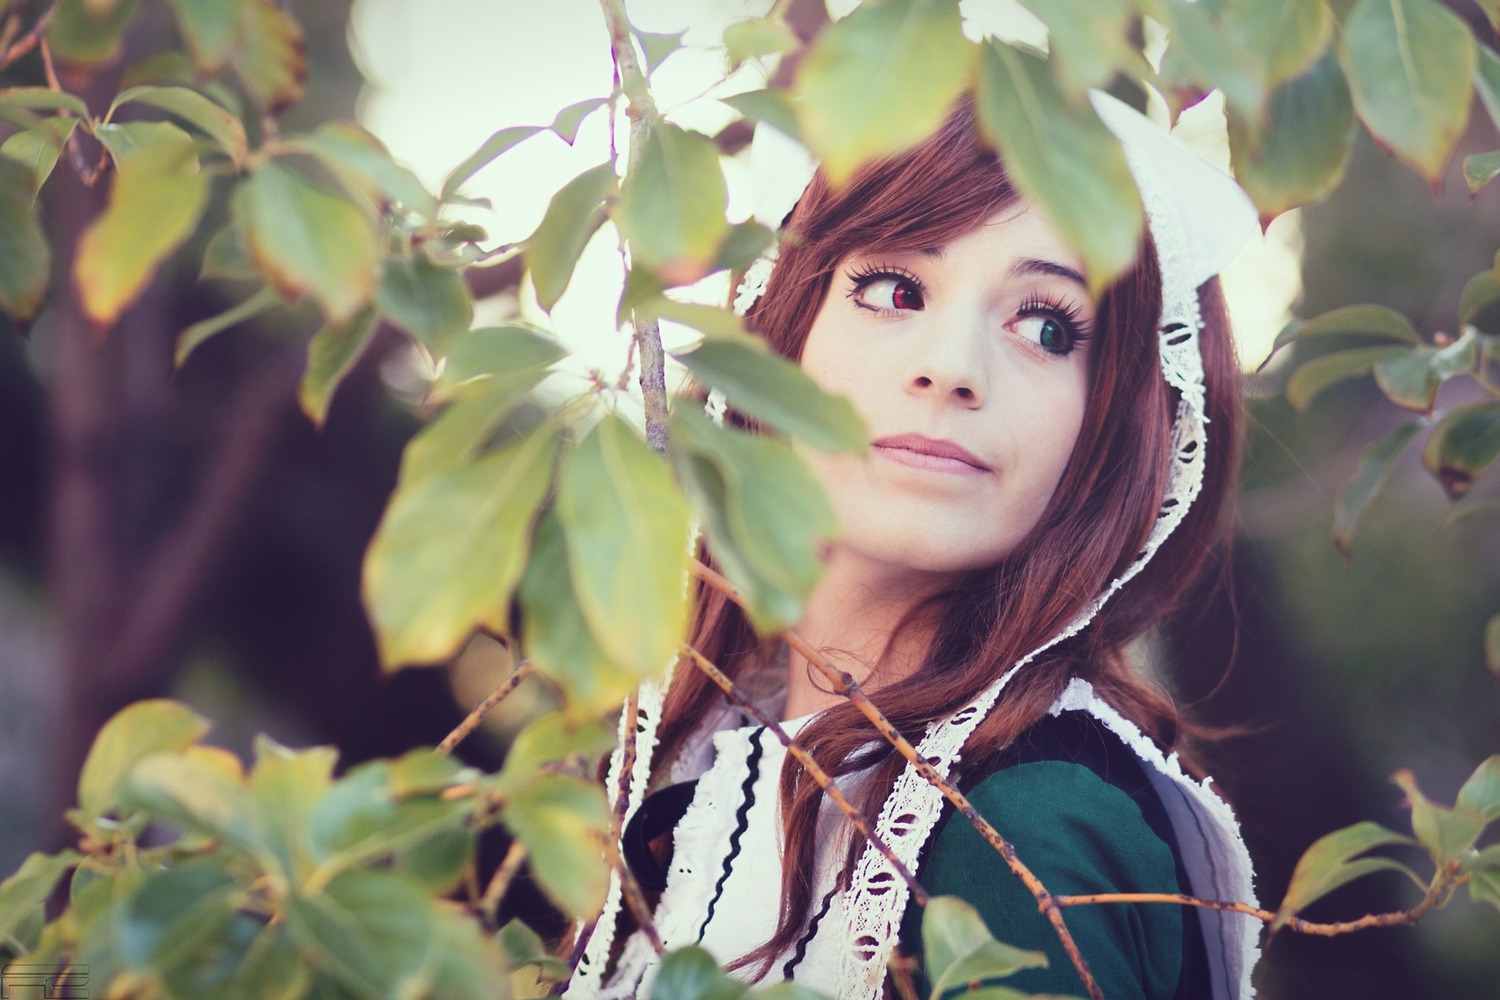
[898,760,1185,1000]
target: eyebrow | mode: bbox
[1007,257,1087,287]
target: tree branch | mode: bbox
[688,558,1102,1000]
[438,659,536,754]
[0,0,59,72]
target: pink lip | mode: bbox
[872,433,990,474]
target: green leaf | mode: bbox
[1228,49,1354,224]
[441,125,543,202]
[75,126,209,327]
[116,857,240,975]
[617,122,729,284]
[497,919,571,983]
[397,379,546,484]
[671,408,836,632]
[922,896,1047,997]
[1338,0,1475,181]
[1023,0,1138,97]
[77,699,210,820]
[0,156,51,321]
[794,0,974,185]
[648,946,748,1000]
[556,415,693,677]
[0,852,80,943]
[1460,269,1500,325]
[1456,755,1500,822]
[423,905,507,1000]
[1273,820,1419,928]
[300,307,379,427]
[93,119,192,164]
[233,0,307,113]
[1285,345,1408,410]
[303,762,470,880]
[285,870,434,1000]
[285,123,436,216]
[719,89,803,143]
[1222,0,1334,90]
[1,117,79,194]
[526,162,615,310]
[200,223,254,284]
[364,424,558,668]
[976,42,1142,294]
[427,324,566,405]
[518,509,639,717]
[1463,150,1500,194]
[723,17,800,67]
[398,826,473,895]
[1392,769,1488,868]
[635,28,687,74]
[121,753,260,853]
[1471,865,1500,914]
[375,255,473,356]
[163,0,239,71]
[175,287,280,369]
[235,162,381,323]
[247,736,338,881]
[1153,0,1265,118]
[1473,42,1500,132]
[47,0,144,68]
[502,775,610,919]
[1332,420,1421,558]
[550,97,609,145]
[497,712,616,791]
[713,221,776,274]
[672,332,866,452]
[0,86,91,118]
[1372,330,1478,412]
[110,85,248,166]
[1421,401,1500,499]
[1487,613,1500,680]
[1265,304,1420,365]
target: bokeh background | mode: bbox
[1,1,1497,997]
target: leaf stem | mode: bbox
[481,839,528,926]
[0,0,59,72]
[688,558,1103,1000]
[437,659,536,754]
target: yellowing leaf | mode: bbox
[1338,0,1475,182]
[364,426,558,669]
[526,162,615,310]
[235,162,380,323]
[794,0,974,185]
[109,85,248,166]
[975,42,1142,294]
[723,17,800,67]
[77,700,211,820]
[299,307,379,427]
[1421,402,1500,499]
[1393,768,1488,868]
[1024,0,1138,97]
[163,0,239,71]
[428,325,566,405]
[233,0,306,113]
[1285,344,1406,410]
[285,123,436,216]
[616,122,728,284]
[556,415,692,678]
[75,130,209,327]
[47,0,144,68]
[1222,0,1333,91]
[1273,820,1417,928]
[1228,50,1354,224]
[0,157,51,320]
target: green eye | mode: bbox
[1038,318,1067,353]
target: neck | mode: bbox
[781,548,954,719]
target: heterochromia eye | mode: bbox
[1015,314,1074,355]
[856,276,924,312]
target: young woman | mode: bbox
[567,93,1260,1000]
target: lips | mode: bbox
[871,433,990,474]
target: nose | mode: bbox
[905,311,987,408]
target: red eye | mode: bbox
[854,276,925,312]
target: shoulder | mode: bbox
[903,710,1204,1000]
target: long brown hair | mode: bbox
[654,99,1242,976]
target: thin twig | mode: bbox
[599,0,669,455]
[614,852,664,955]
[682,644,928,905]
[603,689,664,954]
[0,0,59,72]
[482,839,528,925]
[437,661,536,754]
[1055,889,1442,938]
[35,34,96,186]
[688,558,1102,1000]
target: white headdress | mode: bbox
[568,91,1260,1000]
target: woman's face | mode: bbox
[797,200,1095,583]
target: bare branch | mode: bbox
[0,0,60,72]
[438,660,537,754]
[688,558,1102,1000]
[683,644,928,905]
[482,839,528,926]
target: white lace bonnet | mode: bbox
[569,90,1259,998]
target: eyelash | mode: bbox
[843,264,1094,356]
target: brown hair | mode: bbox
[652,100,1242,978]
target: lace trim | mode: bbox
[733,248,778,317]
